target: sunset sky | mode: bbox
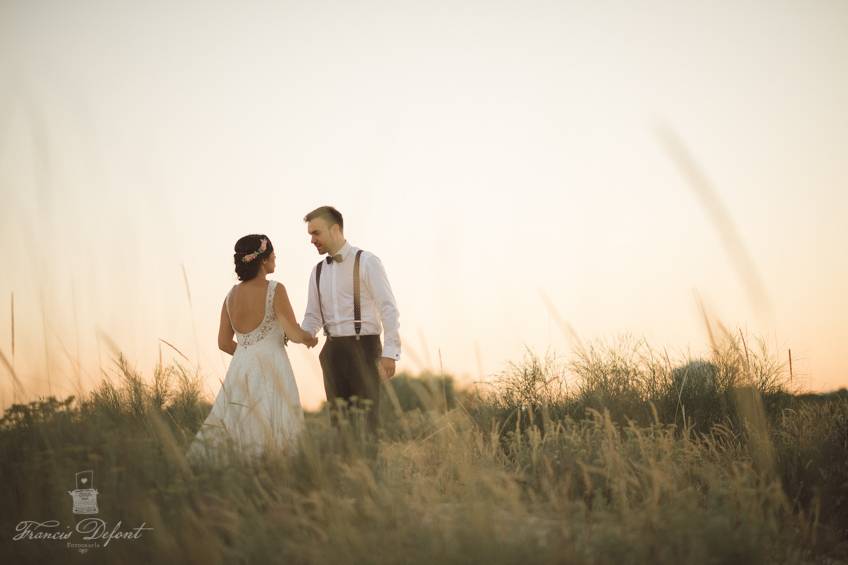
[1,0,846,409]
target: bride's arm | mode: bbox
[274,284,315,345]
[217,299,237,355]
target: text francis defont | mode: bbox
[13,519,153,547]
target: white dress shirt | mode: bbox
[302,242,401,361]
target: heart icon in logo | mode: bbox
[81,478,88,484]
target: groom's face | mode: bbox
[307,218,338,255]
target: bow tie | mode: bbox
[326,253,344,264]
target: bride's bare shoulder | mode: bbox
[272,280,289,295]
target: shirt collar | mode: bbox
[335,241,352,260]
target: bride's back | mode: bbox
[227,281,271,334]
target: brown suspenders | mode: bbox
[353,250,363,338]
[315,260,327,336]
[315,250,364,339]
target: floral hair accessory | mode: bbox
[241,238,268,263]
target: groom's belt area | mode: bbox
[325,334,379,342]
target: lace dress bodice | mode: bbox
[227,280,284,348]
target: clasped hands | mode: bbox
[297,333,394,380]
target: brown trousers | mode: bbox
[319,334,382,433]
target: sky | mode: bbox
[0,0,846,410]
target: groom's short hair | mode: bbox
[304,206,344,231]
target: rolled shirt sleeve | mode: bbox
[301,265,323,337]
[365,254,401,361]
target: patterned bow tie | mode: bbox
[326,253,343,264]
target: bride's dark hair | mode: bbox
[234,234,274,281]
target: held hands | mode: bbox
[303,334,319,348]
[377,357,396,380]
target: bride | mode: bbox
[187,234,318,462]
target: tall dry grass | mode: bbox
[1,335,846,564]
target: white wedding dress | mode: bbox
[187,280,304,462]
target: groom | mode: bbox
[301,206,401,434]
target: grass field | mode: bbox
[1,330,846,564]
